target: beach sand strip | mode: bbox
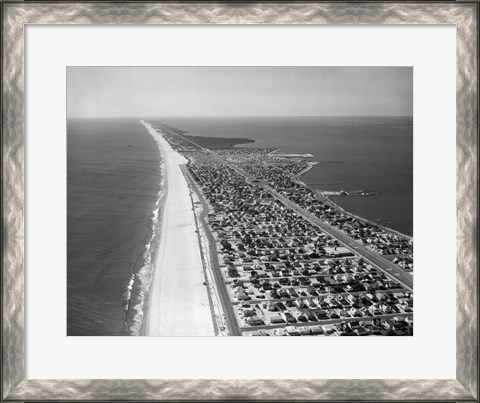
[142,121,215,336]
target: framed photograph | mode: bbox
[2,1,478,401]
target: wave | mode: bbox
[125,121,167,335]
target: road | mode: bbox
[181,165,241,336]
[259,183,413,291]
[240,312,413,333]
[230,288,407,306]
[214,154,414,291]
[157,124,413,292]
[184,174,219,336]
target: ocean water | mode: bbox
[164,116,413,235]
[67,118,163,336]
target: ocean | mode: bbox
[67,116,412,336]
[164,116,413,235]
[67,118,163,336]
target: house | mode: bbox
[282,312,296,323]
[246,318,264,326]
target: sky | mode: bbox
[67,67,413,118]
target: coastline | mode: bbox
[293,161,412,240]
[321,192,412,240]
[268,150,411,239]
[137,162,166,337]
[163,116,412,240]
[141,121,215,336]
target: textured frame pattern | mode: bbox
[1,1,478,402]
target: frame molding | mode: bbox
[2,1,478,401]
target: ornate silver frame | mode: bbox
[2,1,478,401]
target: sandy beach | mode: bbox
[141,121,215,336]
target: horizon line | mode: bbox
[67,114,414,119]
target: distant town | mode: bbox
[149,121,414,337]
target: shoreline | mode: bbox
[162,117,412,241]
[139,160,166,336]
[320,192,412,240]
[293,161,412,240]
[141,121,215,336]
[268,149,411,238]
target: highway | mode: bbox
[213,155,414,292]
[259,183,413,291]
[181,166,241,336]
[157,124,413,293]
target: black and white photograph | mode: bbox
[67,66,413,337]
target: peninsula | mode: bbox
[144,120,413,336]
